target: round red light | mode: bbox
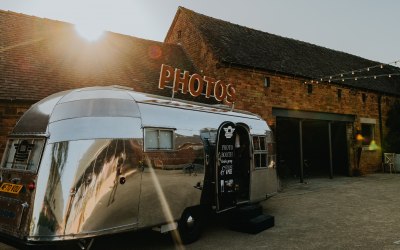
[27,182,36,191]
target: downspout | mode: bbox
[378,95,384,163]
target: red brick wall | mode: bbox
[166,9,400,174]
[0,101,32,157]
[165,10,220,76]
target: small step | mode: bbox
[231,204,263,221]
[230,214,275,234]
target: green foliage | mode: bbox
[384,100,400,153]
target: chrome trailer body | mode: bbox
[0,86,277,244]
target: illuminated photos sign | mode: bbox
[158,64,236,103]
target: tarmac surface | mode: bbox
[1,173,399,249]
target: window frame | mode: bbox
[252,135,268,169]
[0,137,46,172]
[264,77,271,88]
[361,123,375,147]
[337,89,342,100]
[359,118,376,150]
[144,127,176,152]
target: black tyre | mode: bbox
[177,207,203,244]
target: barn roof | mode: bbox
[173,7,400,95]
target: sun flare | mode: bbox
[75,22,104,42]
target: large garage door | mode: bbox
[273,108,355,182]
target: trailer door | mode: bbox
[215,122,237,212]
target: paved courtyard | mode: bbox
[1,173,399,249]
[186,173,400,250]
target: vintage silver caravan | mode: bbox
[0,86,277,248]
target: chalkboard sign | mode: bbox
[216,122,236,211]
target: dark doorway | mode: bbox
[276,117,349,180]
[276,118,300,178]
[331,122,349,175]
[302,120,330,177]
[235,124,251,202]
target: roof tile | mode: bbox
[179,7,400,95]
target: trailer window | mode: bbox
[253,136,267,168]
[144,128,174,150]
[1,138,45,172]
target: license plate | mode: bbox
[0,183,23,194]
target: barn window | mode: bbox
[361,124,374,146]
[253,136,267,168]
[144,128,175,151]
[362,93,367,103]
[264,77,270,88]
[307,84,313,94]
[359,118,376,148]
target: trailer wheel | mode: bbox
[177,207,203,244]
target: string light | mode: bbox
[325,73,400,83]
[304,59,400,84]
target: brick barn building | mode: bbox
[1,7,400,180]
[165,7,400,179]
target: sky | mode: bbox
[1,0,399,64]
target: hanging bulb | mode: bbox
[389,74,391,78]
[341,74,343,77]
[328,80,331,83]
[380,65,383,68]
[367,68,370,71]
[352,71,354,75]
[374,76,377,79]
[355,77,358,81]
[342,79,345,82]
[329,76,332,79]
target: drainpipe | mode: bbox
[378,95,384,162]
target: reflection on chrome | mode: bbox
[31,135,205,239]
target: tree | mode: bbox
[384,100,400,153]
